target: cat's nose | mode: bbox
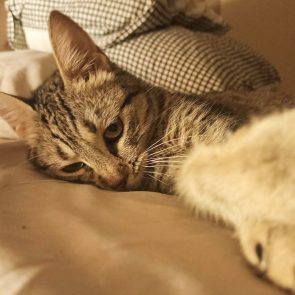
[109,164,128,190]
[109,175,127,190]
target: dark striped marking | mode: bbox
[83,119,97,133]
[56,94,79,132]
[45,124,75,150]
[40,114,49,124]
[121,91,139,109]
[56,145,69,160]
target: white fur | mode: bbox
[176,109,295,291]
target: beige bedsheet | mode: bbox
[0,140,285,295]
[0,2,290,294]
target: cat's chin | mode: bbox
[93,173,143,192]
[125,175,144,191]
[120,152,147,191]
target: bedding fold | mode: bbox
[0,140,286,295]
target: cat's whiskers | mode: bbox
[145,118,184,152]
[2,178,67,189]
[10,154,45,174]
[146,171,165,177]
[17,179,67,185]
[145,135,194,154]
[136,146,186,170]
[142,121,178,160]
[141,105,187,152]
[142,85,157,96]
[147,137,184,154]
[145,131,172,153]
[151,99,181,122]
[144,157,187,165]
[142,164,181,169]
[144,173,167,187]
[147,152,189,163]
[150,155,187,160]
[147,145,183,158]
[27,154,42,161]
[146,160,183,164]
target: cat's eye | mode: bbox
[104,119,123,142]
[62,162,85,173]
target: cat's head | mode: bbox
[0,11,158,191]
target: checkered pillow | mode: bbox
[6,0,225,49]
[106,27,279,93]
[5,0,280,94]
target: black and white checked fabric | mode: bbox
[6,0,224,49]
[5,0,280,94]
[106,26,279,93]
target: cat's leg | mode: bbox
[175,109,295,291]
[237,220,295,291]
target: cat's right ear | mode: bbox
[0,92,37,143]
[49,11,111,88]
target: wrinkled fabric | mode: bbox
[0,140,285,295]
[0,50,56,99]
[0,51,57,139]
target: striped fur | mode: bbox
[31,67,295,193]
[3,11,295,292]
[26,11,295,194]
[13,60,295,291]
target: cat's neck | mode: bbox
[144,90,242,193]
[145,87,295,193]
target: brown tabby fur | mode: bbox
[1,11,295,293]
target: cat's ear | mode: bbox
[49,10,111,87]
[0,92,37,142]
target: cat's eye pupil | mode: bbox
[104,119,123,142]
[108,123,119,132]
[62,162,85,173]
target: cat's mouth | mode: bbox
[124,153,147,190]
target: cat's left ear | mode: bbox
[0,92,37,143]
[49,11,111,87]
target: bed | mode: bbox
[0,1,288,294]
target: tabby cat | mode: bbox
[1,11,295,292]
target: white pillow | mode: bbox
[0,50,56,98]
[0,50,57,139]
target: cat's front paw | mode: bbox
[237,220,295,293]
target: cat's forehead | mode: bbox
[34,86,129,154]
[38,77,124,116]
[71,81,125,122]
[70,72,124,101]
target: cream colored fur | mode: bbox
[1,9,294,293]
[71,71,114,92]
[176,109,295,291]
